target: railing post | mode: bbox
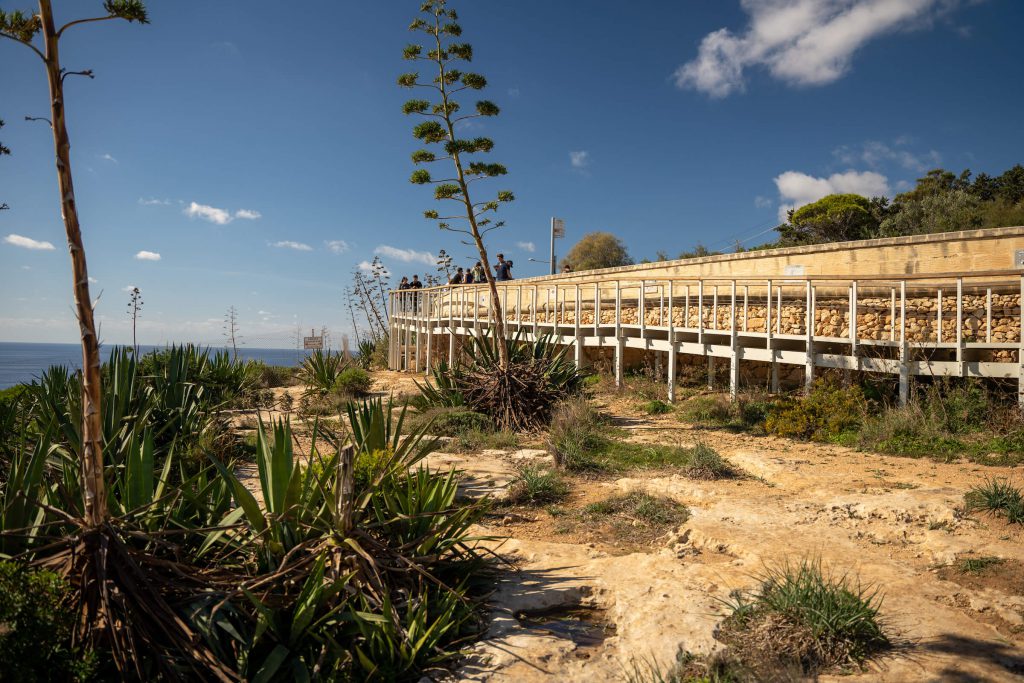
[640,280,647,339]
[957,277,964,377]
[986,287,993,344]
[668,280,676,403]
[889,288,896,342]
[936,288,943,344]
[899,280,909,406]
[730,279,739,401]
[414,309,421,373]
[517,285,523,327]
[574,284,583,369]
[1019,275,1024,407]
[532,285,539,338]
[804,280,814,393]
[594,282,600,336]
[743,284,749,332]
[425,292,433,375]
[767,280,777,392]
[404,303,412,372]
[615,280,624,388]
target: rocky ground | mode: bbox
[240,372,1024,681]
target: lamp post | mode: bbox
[550,217,565,276]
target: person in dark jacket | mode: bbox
[494,253,513,281]
[449,267,464,285]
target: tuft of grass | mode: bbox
[964,478,1024,524]
[450,428,519,453]
[719,558,889,675]
[642,399,673,415]
[406,406,493,437]
[505,464,569,506]
[624,647,746,683]
[683,441,736,480]
[957,556,1004,574]
[547,398,610,471]
[583,490,689,528]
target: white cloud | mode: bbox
[675,0,960,98]
[258,310,272,316]
[357,260,375,273]
[88,277,98,284]
[774,169,890,220]
[754,195,774,209]
[516,241,536,253]
[325,239,350,254]
[100,153,118,164]
[135,250,161,261]
[569,150,589,169]
[138,197,170,206]
[184,202,261,225]
[270,240,313,251]
[833,139,941,172]
[374,245,435,266]
[122,284,137,293]
[21,265,31,270]
[4,233,56,250]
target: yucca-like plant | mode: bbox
[299,349,349,397]
[419,331,588,430]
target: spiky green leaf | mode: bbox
[402,99,430,115]
[434,184,461,200]
[413,120,447,143]
[0,9,41,42]
[411,149,436,164]
[461,73,487,89]
[103,0,149,23]
[475,100,500,116]
[403,43,422,60]
[410,169,432,184]
[397,72,419,88]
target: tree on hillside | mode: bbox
[399,0,514,368]
[561,231,632,271]
[0,119,9,210]
[776,193,887,246]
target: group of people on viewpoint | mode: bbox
[396,253,515,295]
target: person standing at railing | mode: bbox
[495,253,513,281]
[397,276,410,312]
[408,274,423,313]
[449,267,465,285]
[471,261,485,284]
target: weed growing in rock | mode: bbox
[583,491,689,528]
[719,558,889,676]
[451,428,519,453]
[964,478,1024,523]
[547,398,610,471]
[506,464,569,505]
[957,556,1005,573]
[642,399,673,415]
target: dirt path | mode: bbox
[431,401,1024,682]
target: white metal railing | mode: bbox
[388,270,1024,405]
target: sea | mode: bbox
[0,342,309,390]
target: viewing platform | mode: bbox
[388,227,1024,405]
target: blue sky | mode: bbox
[1,0,1022,346]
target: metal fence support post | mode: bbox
[730,279,739,401]
[899,280,909,406]
[804,281,814,393]
[615,280,624,388]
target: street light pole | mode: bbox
[550,217,565,276]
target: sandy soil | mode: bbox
[235,373,1024,681]
[421,394,1024,682]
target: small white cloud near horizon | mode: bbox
[754,195,774,209]
[100,153,118,164]
[88,277,98,284]
[21,265,31,270]
[516,241,536,253]
[270,240,313,251]
[135,250,161,261]
[774,169,890,221]
[184,202,261,225]
[326,240,350,254]
[569,150,589,169]
[138,197,171,206]
[675,0,965,98]
[357,260,375,273]
[374,245,435,266]
[4,234,56,251]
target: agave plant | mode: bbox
[299,349,349,397]
[418,331,589,431]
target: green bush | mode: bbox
[678,395,732,426]
[506,464,569,505]
[336,366,373,396]
[451,428,519,453]
[409,407,493,436]
[583,490,689,528]
[642,399,673,415]
[720,559,889,675]
[964,478,1024,523]
[764,380,865,442]
[0,562,99,682]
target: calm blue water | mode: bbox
[0,342,309,390]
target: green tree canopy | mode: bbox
[776,193,885,246]
[561,231,632,271]
[879,189,983,237]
